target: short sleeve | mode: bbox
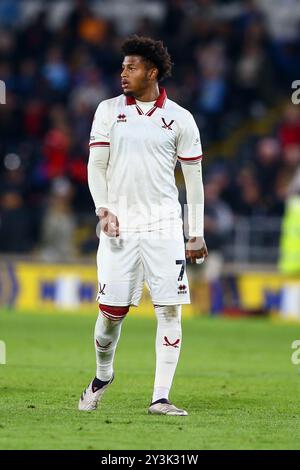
[177,112,203,164]
[89,101,110,149]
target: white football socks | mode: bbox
[94,310,124,381]
[152,305,182,403]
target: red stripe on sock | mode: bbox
[101,311,124,321]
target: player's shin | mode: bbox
[152,305,182,402]
[94,305,128,381]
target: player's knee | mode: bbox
[99,304,129,323]
[154,304,181,322]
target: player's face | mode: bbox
[121,55,156,97]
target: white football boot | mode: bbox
[148,399,188,416]
[78,375,114,411]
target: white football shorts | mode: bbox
[96,229,190,306]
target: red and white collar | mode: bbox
[125,87,167,116]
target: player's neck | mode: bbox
[134,84,160,103]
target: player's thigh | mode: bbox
[96,233,144,306]
[141,230,190,305]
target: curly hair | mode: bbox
[121,35,173,81]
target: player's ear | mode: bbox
[148,67,158,81]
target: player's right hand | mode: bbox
[98,207,120,237]
[185,236,208,264]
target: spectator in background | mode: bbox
[235,41,275,113]
[69,66,109,143]
[287,166,300,197]
[203,178,233,281]
[196,41,228,141]
[253,137,281,213]
[235,166,267,216]
[278,104,300,149]
[78,7,108,45]
[16,59,37,96]
[39,178,76,261]
[204,178,234,253]
[282,144,300,170]
[206,163,237,211]
[70,66,109,112]
[0,153,34,253]
[0,0,21,29]
[0,190,32,253]
[0,29,16,62]
[36,105,71,183]
[42,47,70,101]
[202,177,234,313]
[19,10,53,61]
[278,186,300,275]
[23,99,46,138]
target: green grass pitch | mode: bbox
[0,309,300,450]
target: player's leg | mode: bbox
[94,303,129,382]
[78,304,129,411]
[78,233,143,411]
[141,230,189,416]
[149,304,188,415]
[153,305,182,404]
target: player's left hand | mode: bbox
[185,236,208,264]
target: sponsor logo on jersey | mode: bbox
[178,284,187,294]
[117,113,127,122]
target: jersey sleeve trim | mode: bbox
[89,141,110,148]
[177,155,202,163]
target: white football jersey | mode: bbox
[89,88,202,232]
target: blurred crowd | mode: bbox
[0,0,300,259]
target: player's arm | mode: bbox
[88,102,119,237]
[177,112,208,263]
[180,160,208,263]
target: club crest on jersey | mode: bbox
[117,113,127,122]
[98,283,106,295]
[161,117,174,130]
